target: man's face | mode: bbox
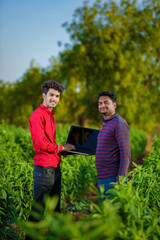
[98,95,116,119]
[43,88,60,111]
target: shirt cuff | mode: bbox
[57,145,63,153]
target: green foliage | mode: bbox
[130,128,147,160]
[61,154,97,205]
[20,133,160,240]
[107,134,160,239]
[130,133,160,213]
[19,196,121,240]
[0,122,34,239]
[0,122,147,238]
[58,0,160,130]
[0,0,160,130]
[0,176,19,240]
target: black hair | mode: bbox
[41,80,64,94]
[98,91,117,103]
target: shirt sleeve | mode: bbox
[29,114,63,154]
[115,122,131,181]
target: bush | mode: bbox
[130,128,147,160]
[0,122,148,238]
[20,134,160,239]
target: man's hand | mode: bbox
[63,143,75,151]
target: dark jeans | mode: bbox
[97,176,117,202]
[29,164,61,222]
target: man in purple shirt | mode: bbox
[96,91,131,200]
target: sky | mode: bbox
[0,0,142,83]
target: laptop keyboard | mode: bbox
[75,146,95,155]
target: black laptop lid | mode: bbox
[63,125,99,155]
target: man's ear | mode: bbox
[42,93,45,100]
[114,103,117,109]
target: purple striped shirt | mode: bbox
[96,113,131,180]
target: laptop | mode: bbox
[61,125,99,156]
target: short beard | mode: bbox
[100,110,108,116]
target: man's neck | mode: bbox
[42,103,53,111]
[103,112,116,120]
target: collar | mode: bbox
[40,104,55,116]
[102,113,118,122]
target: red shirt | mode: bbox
[29,104,63,167]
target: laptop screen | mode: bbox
[64,125,99,155]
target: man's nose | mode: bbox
[52,96,57,101]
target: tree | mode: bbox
[58,0,160,131]
[0,0,159,131]
[0,60,65,127]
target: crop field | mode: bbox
[0,122,159,239]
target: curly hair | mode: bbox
[41,80,64,94]
[98,91,117,103]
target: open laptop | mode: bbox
[61,125,99,156]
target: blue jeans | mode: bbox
[29,164,61,222]
[97,176,117,201]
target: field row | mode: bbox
[0,122,149,239]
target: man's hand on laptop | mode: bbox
[62,143,75,151]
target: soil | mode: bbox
[128,151,149,172]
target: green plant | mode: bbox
[0,122,149,239]
[19,133,160,239]
[130,128,147,160]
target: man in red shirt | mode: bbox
[29,80,75,219]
